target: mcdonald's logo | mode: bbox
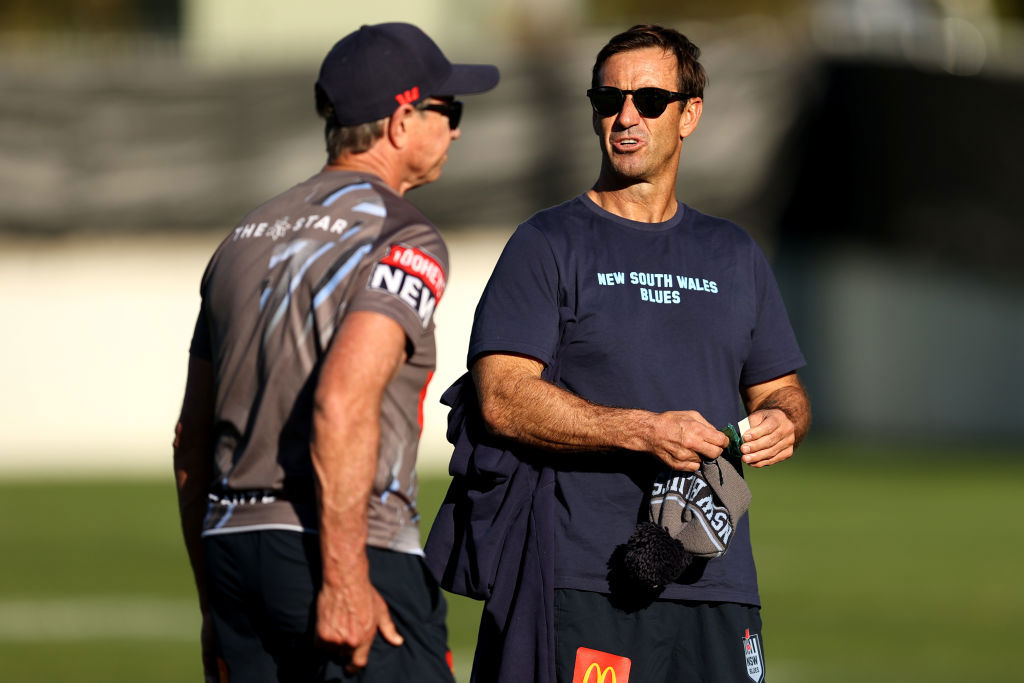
[583,663,616,683]
[572,647,631,683]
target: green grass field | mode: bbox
[1,439,1021,682]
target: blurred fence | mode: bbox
[0,24,810,238]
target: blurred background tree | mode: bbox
[0,0,179,33]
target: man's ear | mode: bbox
[387,104,415,148]
[679,97,702,139]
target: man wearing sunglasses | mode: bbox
[174,22,497,683]
[433,24,809,683]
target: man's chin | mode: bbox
[408,168,446,192]
[608,162,649,183]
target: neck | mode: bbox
[587,178,678,223]
[324,148,405,195]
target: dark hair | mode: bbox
[315,84,386,160]
[591,24,707,98]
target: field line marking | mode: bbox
[0,597,198,641]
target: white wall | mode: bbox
[183,0,450,67]
[0,229,509,477]
[180,0,583,68]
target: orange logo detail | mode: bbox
[572,647,631,683]
[395,87,420,105]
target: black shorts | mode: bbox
[554,589,766,683]
[204,531,454,683]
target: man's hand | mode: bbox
[738,408,797,468]
[739,373,811,468]
[316,577,403,674]
[647,410,729,471]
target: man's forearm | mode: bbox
[174,356,216,613]
[175,447,211,612]
[311,311,406,589]
[476,367,655,453]
[471,354,729,470]
[311,404,376,589]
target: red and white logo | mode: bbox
[368,244,446,327]
[743,629,764,682]
[572,647,631,683]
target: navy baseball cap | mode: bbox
[316,23,500,126]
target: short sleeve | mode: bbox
[739,247,806,386]
[468,223,561,367]
[349,227,449,351]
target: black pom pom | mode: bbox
[622,521,692,588]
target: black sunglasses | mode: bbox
[586,87,691,119]
[417,100,463,130]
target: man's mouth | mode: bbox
[611,136,642,151]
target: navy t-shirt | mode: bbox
[468,194,805,605]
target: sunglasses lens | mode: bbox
[447,101,462,130]
[588,88,625,117]
[588,87,683,118]
[633,88,670,118]
[420,101,462,129]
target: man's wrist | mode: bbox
[617,408,658,453]
[755,387,810,445]
[321,557,370,589]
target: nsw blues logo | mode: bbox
[743,629,764,682]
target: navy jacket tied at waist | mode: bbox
[424,372,556,683]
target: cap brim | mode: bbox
[433,63,500,96]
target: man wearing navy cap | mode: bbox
[173,23,498,682]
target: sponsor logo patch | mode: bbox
[368,244,446,327]
[572,647,631,683]
[743,629,764,682]
[395,87,420,105]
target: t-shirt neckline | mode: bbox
[579,192,687,233]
